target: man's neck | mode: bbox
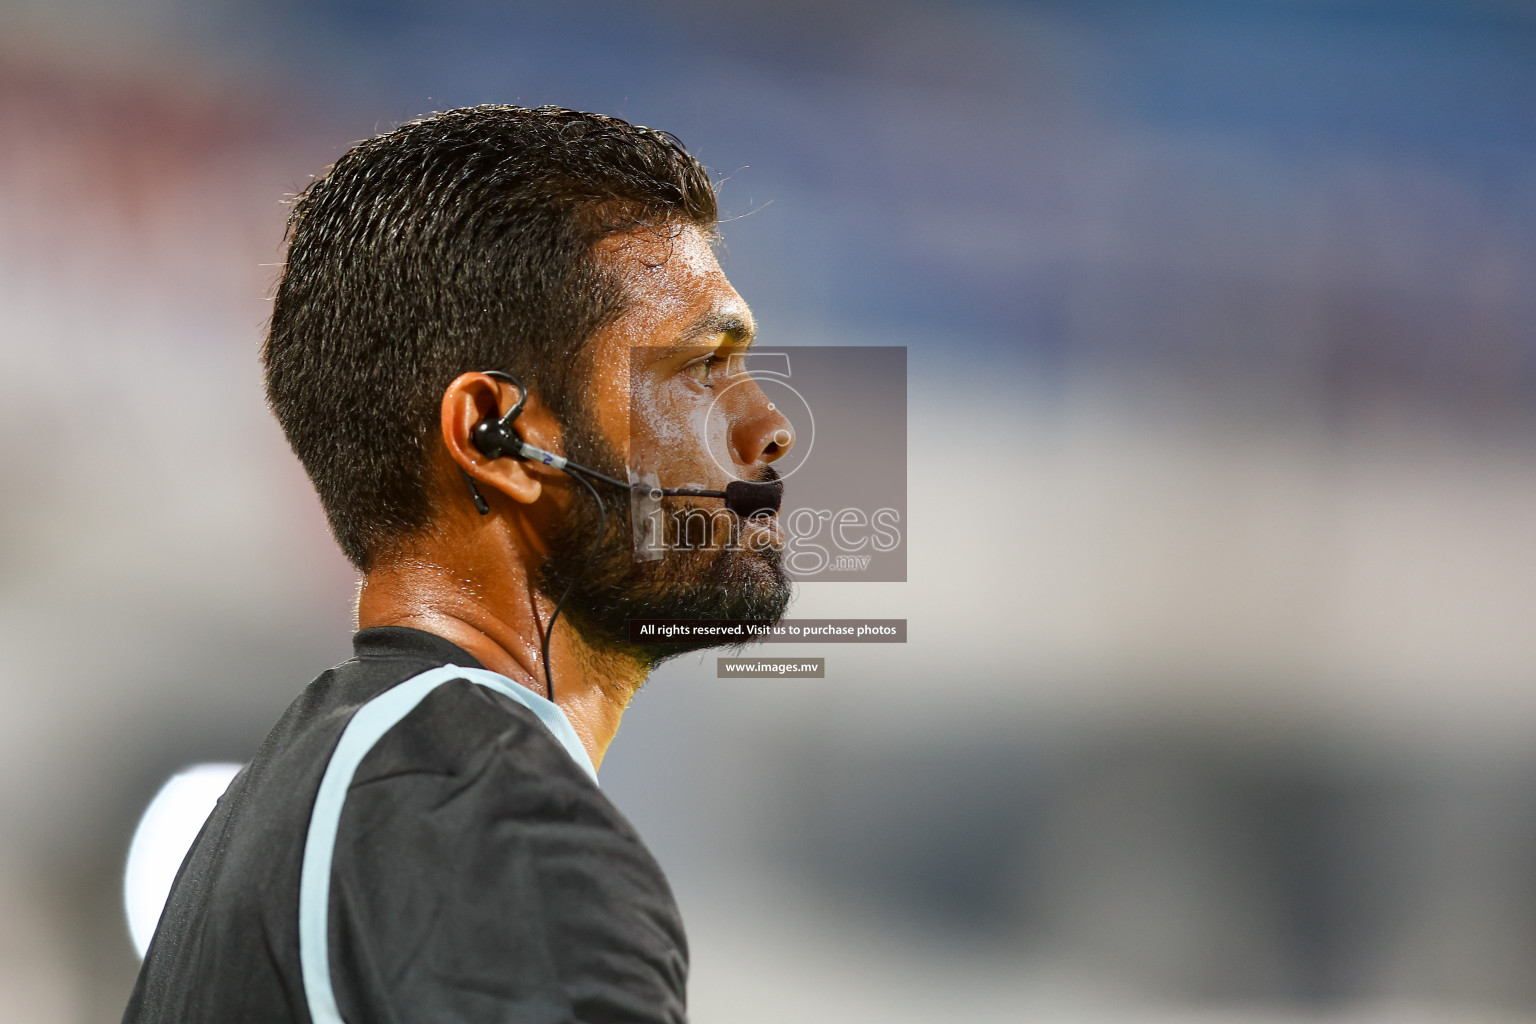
[355,550,647,771]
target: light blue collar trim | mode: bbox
[448,664,599,783]
[298,664,596,1024]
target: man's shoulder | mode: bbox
[235,653,616,856]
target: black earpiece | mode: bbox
[463,371,532,516]
[471,370,529,461]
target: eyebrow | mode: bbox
[675,309,757,349]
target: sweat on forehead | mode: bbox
[591,226,750,337]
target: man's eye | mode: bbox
[683,356,722,382]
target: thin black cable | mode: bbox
[553,460,728,501]
[479,371,726,502]
[540,468,608,704]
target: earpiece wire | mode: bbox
[540,468,607,704]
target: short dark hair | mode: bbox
[264,105,717,570]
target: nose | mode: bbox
[729,381,795,468]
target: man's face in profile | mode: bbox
[540,223,794,659]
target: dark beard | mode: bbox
[538,419,793,666]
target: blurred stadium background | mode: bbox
[4,1,1536,1020]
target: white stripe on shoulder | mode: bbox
[298,664,595,1024]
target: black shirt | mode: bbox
[123,627,689,1023]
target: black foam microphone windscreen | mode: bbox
[724,479,783,518]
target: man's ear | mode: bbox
[441,372,564,508]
